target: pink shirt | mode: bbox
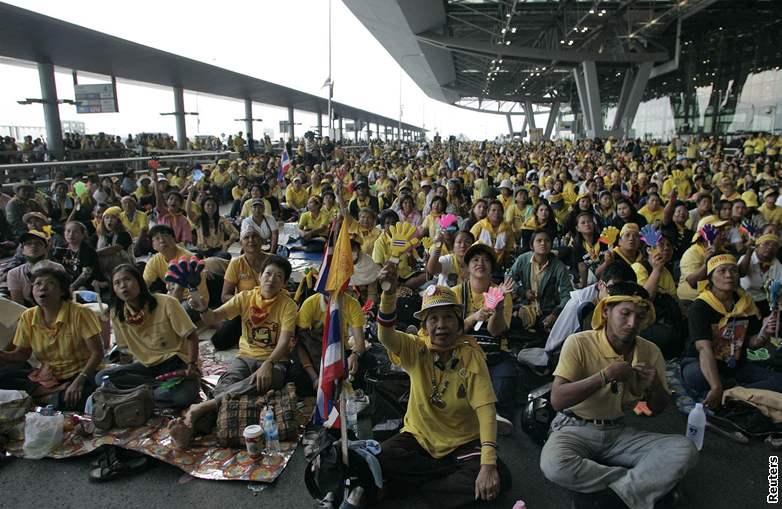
[156,209,193,244]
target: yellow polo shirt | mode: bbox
[297,293,365,342]
[298,210,331,231]
[13,301,102,380]
[142,246,209,301]
[759,204,782,226]
[224,254,265,293]
[217,288,297,360]
[554,329,668,420]
[469,219,515,264]
[112,294,195,367]
[388,329,496,458]
[121,210,149,239]
[372,233,415,279]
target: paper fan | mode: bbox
[700,224,719,245]
[148,158,160,170]
[598,226,620,248]
[421,237,432,250]
[740,215,765,239]
[474,287,505,331]
[388,222,420,258]
[165,255,205,290]
[438,214,459,230]
[640,225,662,249]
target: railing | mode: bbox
[0,151,235,191]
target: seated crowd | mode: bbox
[1,132,782,507]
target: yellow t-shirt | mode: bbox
[554,329,668,420]
[298,210,331,232]
[121,210,149,239]
[142,246,209,301]
[759,204,782,226]
[224,254,265,293]
[112,294,195,367]
[638,206,664,226]
[420,213,442,240]
[240,198,272,218]
[632,263,677,298]
[216,288,297,360]
[677,243,707,301]
[232,186,246,201]
[387,330,496,458]
[13,301,101,379]
[469,219,515,264]
[285,187,309,210]
[296,293,365,342]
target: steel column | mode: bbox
[581,61,603,137]
[506,114,514,136]
[524,101,537,131]
[37,62,64,158]
[544,101,560,140]
[618,62,653,136]
[573,67,591,135]
[244,99,254,153]
[287,106,295,140]
[173,86,187,150]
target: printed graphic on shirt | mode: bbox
[710,318,748,366]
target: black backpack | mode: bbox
[520,382,555,445]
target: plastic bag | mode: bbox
[23,412,64,459]
[0,390,32,441]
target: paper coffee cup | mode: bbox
[243,424,264,457]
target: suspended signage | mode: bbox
[74,83,118,113]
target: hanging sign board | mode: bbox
[75,83,118,113]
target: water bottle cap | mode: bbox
[695,403,703,409]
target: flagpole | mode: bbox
[327,0,333,140]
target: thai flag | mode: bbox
[277,148,292,183]
[313,295,345,427]
[312,217,353,428]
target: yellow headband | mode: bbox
[757,234,780,246]
[706,254,737,275]
[620,223,639,237]
[591,295,655,331]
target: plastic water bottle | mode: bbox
[512,501,527,509]
[263,408,280,463]
[686,403,706,450]
[345,396,359,436]
[100,375,110,388]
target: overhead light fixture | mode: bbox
[499,59,503,63]
[505,41,511,45]
[589,8,595,14]
[511,27,517,34]
[568,40,574,46]
[560,39,565,44]
[501,28,507,34]
[505,13,511,18]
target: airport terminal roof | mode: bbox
[344,0,782,115]
[0,2,423,133]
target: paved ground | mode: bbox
[0,404,774,509]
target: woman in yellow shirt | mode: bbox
[170,255,297,448]
[419,196,447,239]
[188,196,239,258]
[470,200,515,268]
[373,268,510,507]
[97,264,200,408]
[638,192,665,227]
[298,196,332,242]
[0,267,103,411]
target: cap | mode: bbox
[13,179,34,192]
[499,179,513,190]
[22,212,49,224]
[463,242,497,271]
[20,229,49,244]
[250,198,265,207]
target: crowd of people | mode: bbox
[1,131,782,507]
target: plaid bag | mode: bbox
[216,390,297,448]
[0,390,33,441]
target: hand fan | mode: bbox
[474,287,505,331]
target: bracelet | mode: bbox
[481,441,498,449]
[377,309,397,328]
[599,369,608,386]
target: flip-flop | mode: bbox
[88,456,148,483]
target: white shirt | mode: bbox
[740,251,782,302]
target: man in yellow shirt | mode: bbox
[540,284,697,509]
[285,176,309,211]
[759,188,782,225]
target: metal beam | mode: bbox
[611,69,635,132]
[287,106,295,140]
[544,101,560,140]
[416,31,668,64]
[37,62,63,158]
[572,67,591,134]
[173,86,187,150]
[581,61,603,137]
[524,101,537,131]
[506,114,514,137]
[617,61,653,136]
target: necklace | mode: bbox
[429,350,456,408]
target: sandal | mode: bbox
[90,445,118,469]
[88,456,148,483]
